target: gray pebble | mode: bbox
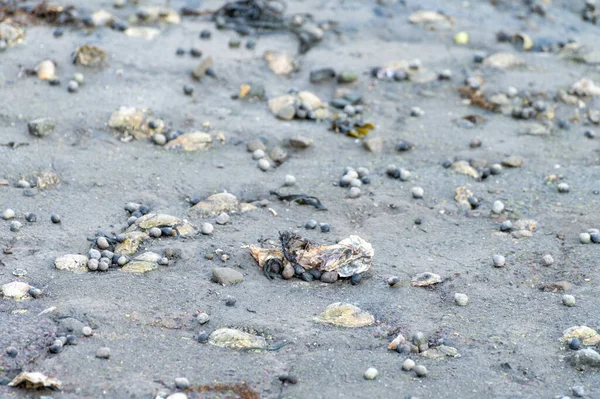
[410,106,424,117]
[25,212,37,222]
[96,237,110,249]
[28,118,55,137]
[67,80,79,93]
[350,179,362,188]
[413,365,428,377]
[153,134,167,146]
[541,254,554,266]
[343,104,355,116]
[591,233,600,243]
[215,212,230,225]
[557,183,570,193]
[258,159,270,171]
[320,271,338,283]
[98,262,109,272]
[345,169,359,180]
[50,214,61,224]
[29,287,42,298]
[201,223,214,235]
[127,216,138,226]
[284,175,296,186]
[580,233,591,244]
[411,187,424,199]
[492,200,505,214]
[454,293,469,306]
[16,180,31,188]
[563,294,576,307]
[305,219,317,229]
[101,251,114,260]
[82,326,93,336]
[490,163,503,175]
[196,313,210,324]
[500,220,513,232]
[411,332,426,346]
[349,187,361,198]
[9,221,22,232]
[117,255,129,266]
[149,227,162,238]
[158,257,169,266]
[73,73,84,84]
[89,249,101,259]
[2,209,15,220]
[96,347,111,359]
[356,167,369,177]
[87,259,99,271]
[175,377,190,389]
[402,359,415,371]
[246,139,266,153]
[399,168,411,181]
[572,386,585,398]
[493,254,506,267]
[363,367,378,380]
[125,202,141,213]
[252,149,265,160]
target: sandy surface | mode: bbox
[1,0,600,398]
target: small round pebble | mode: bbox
[67,80,79,93]
[82,326,93,336]
[469,138,482,148]
[349,187,361,198]
[396,344,411,354]
[363,367,378,380]
[500,220,513,232]
[492,200,504,214]
[584,130,595,139]
[139,205,150,215]
[541,254,554,266]
[153,134,167,145]
[490,164,503,175]
[592,233,600,243]
[252,149,265,160]
[2,209,15,220]
[16,179,30,188]
[200,29,211,39]
[345,170,359,180]
[29,287,42,298]
[579,233,591,244]
[88,259,99,271]
[388,276,400,287]
[201,223,214,235]
[225,298,236,307]
[117,255,129,266]
[569,338,581,350]
[176,47,185,56]
[351,274,362,285]
[258,159,270,171]
[25,212,37,222]
[356,167,369,177]
[282,264,295,279]
[9,221,22,232]
[98,262,109,272]
[402,359,415,371]
[492,254,506,267]
[158,257,169,266]
[305,219,317,229]
[284,175,296,186]
[413,365,428,377]
[557,183,570,193]
[454,293,469,306]
[400,169,411,181]
[149,227,162,238]
[563,294,576,307]
[175,377,190,390]
[411,187,424,199]
[349,179,362,188]
[190,48,202,57]
[412,332,426,346]
[320,223,330,233]
[197,332,209,343]
[50,214,61,224]
[215,212,230,225]
[66,335,78,345]
[89,249,101,259]
[6,346,18,358]
[96,236,110,249]
[197,313,210,324]
[96,347,111,359]
[49,340,63,353]
[183,85,194,96]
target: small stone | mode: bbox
[320,223,330,233]
[246,139,266,152]
[190,48,202,58]
[96,237,110,250]
[413,365,428,377]
[363,137,384,153]
[158,257,169,266]
[196,313,210,325]
[284,175,296,186]
[149,227,162,238]
[454,293,469,306]
[469,138,482,148]
[167,393,188,399]
[50,214,61,224]
[252,149,265,160]
[305,219,317,229]
[281,264,294,279]
[212,267,243,285]
[153,134,167,145]
[412,332,427,346]
[175,377,190,390]
[28,118,55,137]
[338,71,358,83]
[363,367,378,380]
[572,386,585,398]
[320,271,338,283]
[410,106,424,117]
[82,326,93,336]
[592,233,600,243]
[98,262,109,272]
[571,348,600,367]
[183,85,194,96]
[396,344,411,354]
[67,80,79,93]
[73,73,84,84]
[349,187,361,198]
[580,233,591,244]
[201,223,214,235]
[402,359,415,371]
[490,164,503,175]
[9,221,22,232]
[66,335,78,345]
[3,209,15,220]
[492,200,505,214]
[289,136,313,149]
[569,338,581,350]
[215,212,230,225]
[87,259,99,271]
[16,180,30,188]
[25,213,37,222]
[541,254,554,266]
[96,347,111,359]
[493,254,506,267]
[502,155,524,168]
[454,31,469,44]
[350,179,362,188]
[258,159,270,171]
[225,297,236,306]
[28,287,42,298]
[49,340,63,354]
[6,346,18,358]
[563,295,576,307]
[200,29,211,39]
[411,187,424,199]
[400,169,411,181]
[351,274,362,285]
[557,183,570,193]
[584,130,596,139]
[438,69,452,80]
[396,140,414,152]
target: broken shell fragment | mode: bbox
[164,132,213,152]
[0,21,25,47]
[411,272,442,287]
[124,27,161,40]
[208,328,266,349]
[264,50,297,76]
[121,252,161,273]
[73,45,108,67]
[126,213,195,237]
[55,254,89,273]
[408,10,455,30]
[315,302,374,328]
[483,52,525,69]
[451,161,479,179]
[2,281,33,299]
[513,33,533,51]
[114,231,149,255]
[192,57,214,79]
[107,107,161,140]
[190,193,256,218]
[35,59,57,80]
[8,372,62,390]
[388,334,407,350]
